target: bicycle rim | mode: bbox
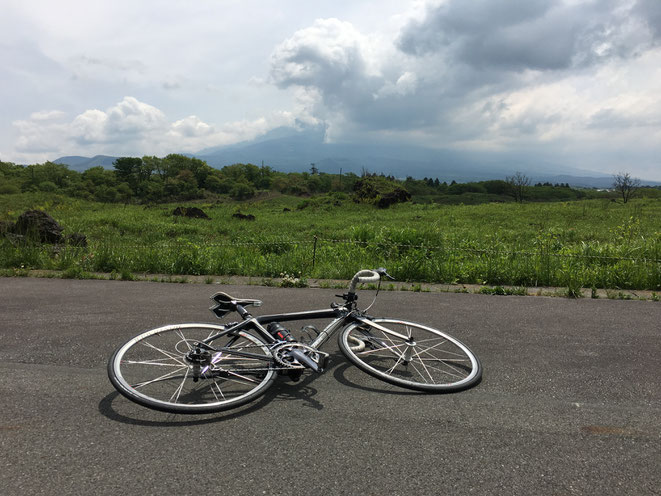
[108,324,277,414]
[339,318,481,392]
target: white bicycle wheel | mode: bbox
[108,324,277,414]
[339,318,481,392]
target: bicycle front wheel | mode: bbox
[339,318,481,392]
[108,324,277,414]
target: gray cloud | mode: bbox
[635,0,661,39]
[270,18,459,136]
[270,1,661,136]
[265,1,661,180]
[398,0,657,71]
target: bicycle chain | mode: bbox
[201,341,316,372]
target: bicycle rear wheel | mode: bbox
[108,324,277,414]
[339,318,481,392]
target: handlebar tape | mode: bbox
[348,270,381,293]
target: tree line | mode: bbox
[0,155,651,204]
[0,155,361,202]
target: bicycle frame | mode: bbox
[202,305,352,358]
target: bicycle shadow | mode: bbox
[98,367,326,427]
[97,354,426,426]
[332,361,423,396]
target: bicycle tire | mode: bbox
[339,318,482,392]
[108,323,277,414]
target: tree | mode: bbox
[506,171,530,203]
[613,172,640,203]
[229,182,255,200]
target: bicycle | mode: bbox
[108,268,482,414]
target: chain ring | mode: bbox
[271,343,320,368]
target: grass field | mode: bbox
[1,192,660,291]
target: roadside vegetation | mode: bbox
[1,191,660,291]
[2,156,660,292]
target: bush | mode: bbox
[230,182,256,201]
[38,181,58,192]
[0,184,20,194]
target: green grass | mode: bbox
[1,192,660,290]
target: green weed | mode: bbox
[2,193,661,290]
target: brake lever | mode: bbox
[375,267,395,280]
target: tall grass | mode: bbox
[1,192,660,289]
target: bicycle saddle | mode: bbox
[210,292,262,318]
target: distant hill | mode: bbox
[53,155,117,171]
[195,126,620,186]
[53,127,660,187]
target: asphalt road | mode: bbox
[1,277,659,495]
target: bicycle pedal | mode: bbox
[287,369,303,382]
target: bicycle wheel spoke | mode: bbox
[224,369,261,384]
[381,332,402,353]
[141,341,187,366]
[203,372,225,402]
[408,360,430,383]
[357,352,401,360]
[110,325,277,413]
[386,354,404,374]
[417,341,467,359]
[133,366,188,389]
[412,354,465,379]
[356,343,405,356]
[340,318,481,392]
[424,357,468,378]
[169,368,189,403]
[412,351,435,382]
[175,329,193,350]
[123,357,185,367]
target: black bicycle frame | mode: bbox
[201,305,356,361]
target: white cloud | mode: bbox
[29,110,67,121]
[9,96,297,163]
[2,0,661,180]
[169,116,214,138]
[271,18,372,89]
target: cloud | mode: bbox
[270,17,443,135]
[169,116,214,138]
[634,0,661,39]
[269,3,661,153]
[10,96,296,162]
[397,0,658,71]
[271,18,375,102]
[68,97,168,146]
[4,0,661,179]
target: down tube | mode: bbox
[308,316,352,350]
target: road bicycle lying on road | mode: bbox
[108,268,482,414]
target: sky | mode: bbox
[2,0,661,180]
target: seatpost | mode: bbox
[235,304,252,320]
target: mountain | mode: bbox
[195,126,616,185]
[53,155,117,171]
[52,127,660,187]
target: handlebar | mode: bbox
[347,268,393,294]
